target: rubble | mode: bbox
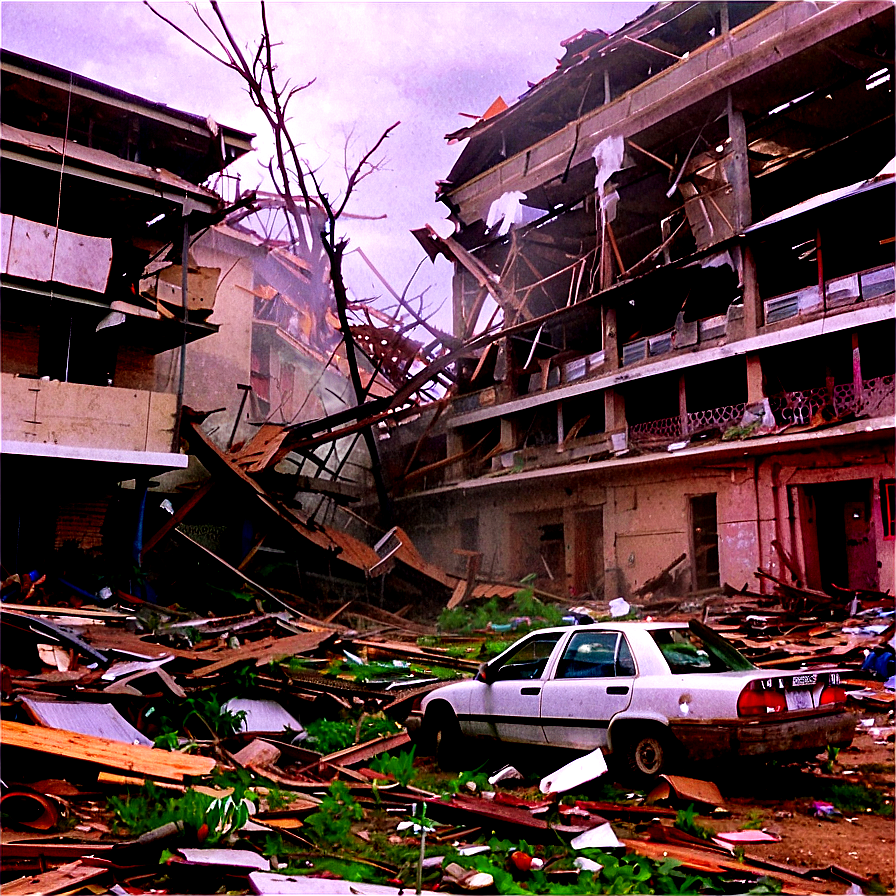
[1,565,893,894]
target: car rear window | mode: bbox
[650,628,749,673]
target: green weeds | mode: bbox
[107,782,251,844]
[825,782,894,816]
[674,804,716,841]
[304,714,402,755]
[370,747,417,787]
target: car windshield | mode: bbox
[650,624,754,673]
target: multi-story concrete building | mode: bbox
[0,50,252,573]
[389,1,895,600]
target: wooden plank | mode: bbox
[2,721,216,781]
[3,860,107,896]
[186,630,332,678]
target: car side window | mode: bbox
[554,631,636,679]
[491,634,563,681]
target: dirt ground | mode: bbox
[717,724,896,894]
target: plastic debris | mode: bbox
[812,801,842,819]
[540,746,608,794]
[488,765,524,786]
[608,597,631,617]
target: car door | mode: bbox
[539,630,636,749]
[474,631,565,744]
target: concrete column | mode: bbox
[604,388,626,432]
[746,352,765,404]
[500,417,515,451]
[678,373,688,436]
[742,243,761,335]
[603,304,620,371]
[727,90,752,233]
[452,271,465,339]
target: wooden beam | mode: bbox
[2,721,216,781]
[140,481,213,560]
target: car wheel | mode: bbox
[619,728,670,780]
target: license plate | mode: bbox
[785,688,813,711]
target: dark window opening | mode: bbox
[690,493,720,591]
[761,332,853,396]
[515,405,559,449]
[685,357,747,413]
[858,323,896,381]
[562,394,606,441]
[622,373,679,426]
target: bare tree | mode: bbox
[145,0,398,522]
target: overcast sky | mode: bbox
[2,1,652,330]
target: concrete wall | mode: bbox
[395,434,895,600]
[1,373,176,453]
[155,239,254,448]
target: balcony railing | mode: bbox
[630,375,895,443]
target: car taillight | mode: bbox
[818,685,846,707]
[738,682,787,716]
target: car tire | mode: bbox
[617,727,671,781]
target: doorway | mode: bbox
[800,480,878,592]
[572,509,604,599]
[689,494,720,590]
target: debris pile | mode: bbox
[1,567,893,894]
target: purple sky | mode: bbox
[2,2,652,329]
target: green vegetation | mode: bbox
[305,714,402,755]
[107,782,251,844]
[147,690,247,744]
[825,782,894,816]
[442,836,725,894]
[674,804,717,841]
[302,780,365,846]
[742,809,765,830]
[437,584,565,635]
[370,747,418,787]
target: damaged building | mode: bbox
[386,1,895,600]
[0,50,253,575]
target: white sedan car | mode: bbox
[409,620,854,777]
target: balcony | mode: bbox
[1,373,180,462]
[630,375,895,445]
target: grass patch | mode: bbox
[825,782,894,816]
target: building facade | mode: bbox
[388,1,895,599]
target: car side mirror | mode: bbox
[475,662,492,684]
